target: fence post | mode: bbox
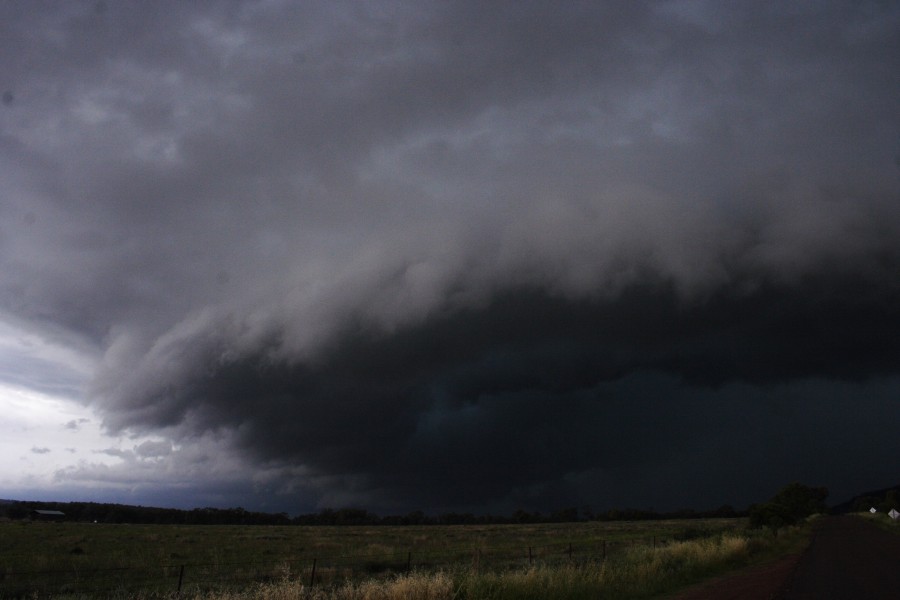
[602,540,606,562]
[406,551,411,575]
[309,558,317,588]
[177,565,185,594]
[567,543,572,560]
[528,546,533,565]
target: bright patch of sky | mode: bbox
[1,382,110,491]
[0,317,163,497]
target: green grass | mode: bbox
[853,510,900,534]
[0,518,753,598]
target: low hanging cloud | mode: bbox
[2,1,900,513]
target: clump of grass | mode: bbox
[605,534,749,597]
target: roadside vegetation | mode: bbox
[856,510,900,534]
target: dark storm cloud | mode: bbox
[2,1,899,512]
[90,270,900,511]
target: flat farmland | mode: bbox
[0,518,743,597]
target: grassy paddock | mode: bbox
[0,518,764,598]
[62,526,806,600]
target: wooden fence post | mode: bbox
[528,546,533,565]
[177,565,184,594]
[309,558,317,588]
[406,551,411,575]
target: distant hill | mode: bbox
[830,484,900,514]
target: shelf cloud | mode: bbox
[1,0,898,513]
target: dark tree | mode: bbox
[749,482,828,532]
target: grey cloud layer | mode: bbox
[2,0,899,512]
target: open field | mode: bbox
[0,518,763,597]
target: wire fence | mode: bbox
[1,535,670,598]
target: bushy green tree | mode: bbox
[749,482,828,533]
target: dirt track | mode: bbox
[778,516,900,599]
[667,516,900,600]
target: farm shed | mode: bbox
[31,509,66,521]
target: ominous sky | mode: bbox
[1,0,899,516]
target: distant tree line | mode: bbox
[0,501,292,525]
[0,499,741,526]
[292,504,741,526]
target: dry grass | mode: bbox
[454,534,751,599]
[165,532,779,600]
[178,571,454,600]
